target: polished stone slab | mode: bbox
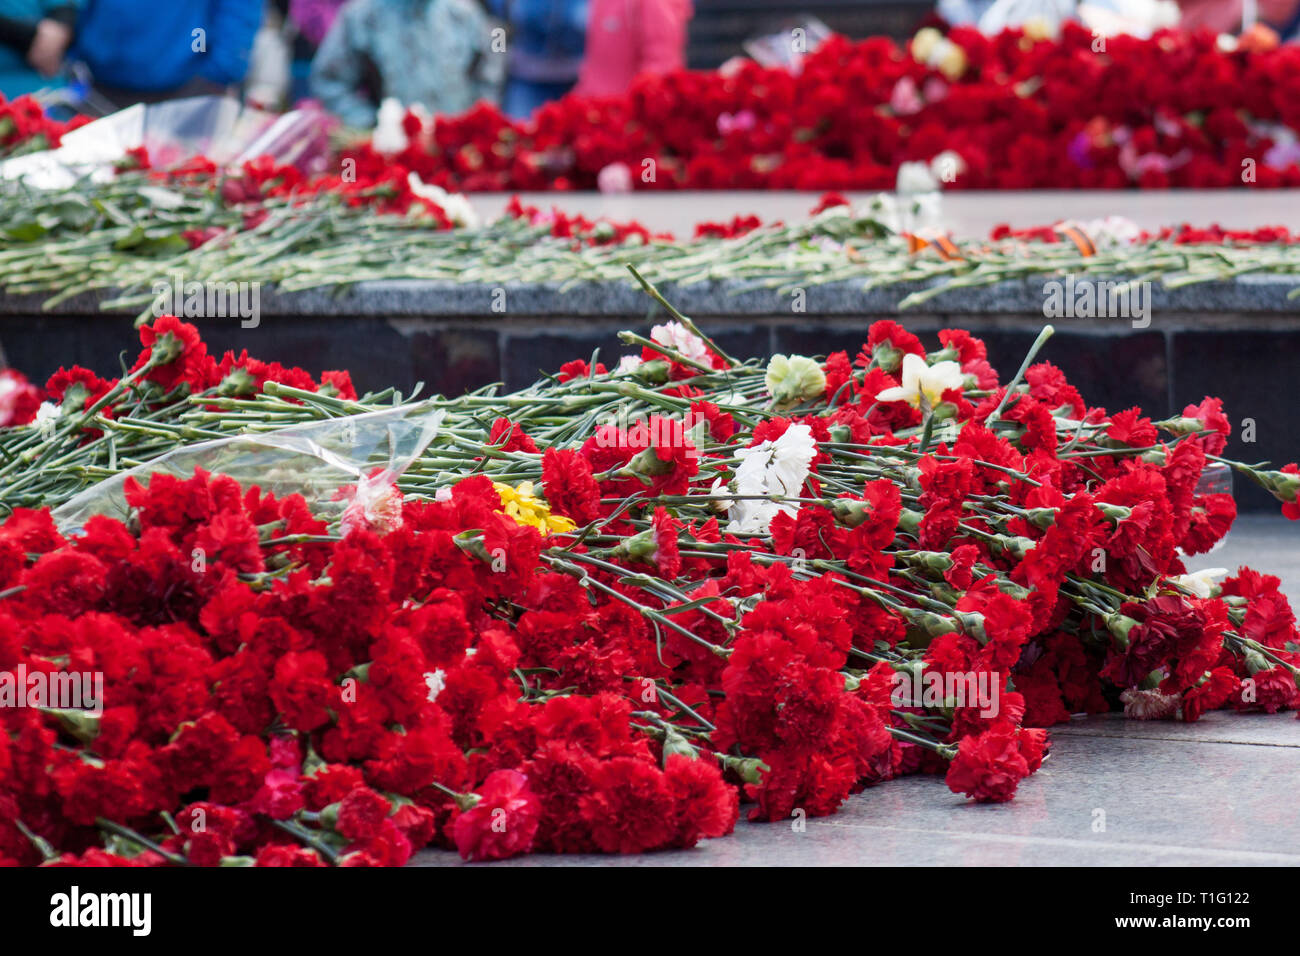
[410,717,1300,867]
[1184,514,1300,604]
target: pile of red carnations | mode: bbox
[1,306,1298,867]
[342,24,1300,192]
[0,93,86,159]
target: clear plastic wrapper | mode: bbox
[53,402,445,534]
[743,17,832,71]
[0,95,336,189]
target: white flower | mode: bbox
[873,353,965,408]
[707,477,733,513]
[1119,687,1180,720]
[862,191,943,234]
[30,401,59,429]
[911,27,967,80]
[907,192,944,231]
[616,354,644,375]
[650,321,709,365]
[406,172,479,227]
[723,423,818,535]
[424,669,447,702]
[712,390,750,407]
[765,354,826,407]
[1169,568,1228,599]
[896,161,939,195]
[372,98,408,154]
[1057,216,1140,247]
[929,150,965,184]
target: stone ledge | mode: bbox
[1,274,1298,319]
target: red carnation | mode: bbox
[336,786,392,841]
[945,723,1033,803]
[452,769,541,861]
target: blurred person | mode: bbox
[290,0,347,47]
[73,0,262,108]
[573,0,689,97]
[279,0,348,103]
[1259,0,1300,38]
[1174,0,1244,32]
[311,0,503,127]
[0,0,77,97]
[245,2,293,108]
[488,0,586,118]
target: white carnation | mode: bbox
[372,98,409,154]
[406,172,479,227]
[723,423,818,535]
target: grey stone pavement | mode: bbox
[411,514,1299,867]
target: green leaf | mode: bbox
[2,219,47,241]
[112,226,189,257]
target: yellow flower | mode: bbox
[873,354,965,409]
[493,481,576,534]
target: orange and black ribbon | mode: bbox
[1057,224,1096,257]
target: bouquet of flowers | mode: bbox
[0,94,86,161]
[1,282,1297,866]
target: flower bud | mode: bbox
[627,446,674,477]
[897,509,923,535]
[1153,415,1204,437]
[609,527,658,563]
[871,341,904,373]
[718,754,767,785]
[1025,507,1057,529]
[661,727,699,761]
[1104,612,1139,647]
[1096,502,1132,523]
[1249,466,1300,504]
[148,330,185,365]
[630,359,670,384]
[831,497,873,528]
[956,611,986,641]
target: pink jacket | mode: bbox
[1176,0,1244,33]
[574,0,692,97]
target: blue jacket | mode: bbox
[73,0,261,92]
[488,0,586,83]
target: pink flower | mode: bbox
[340,469,404,537]
[889,77,923,116]
[596,162,633,194]
[717,110,756,135]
